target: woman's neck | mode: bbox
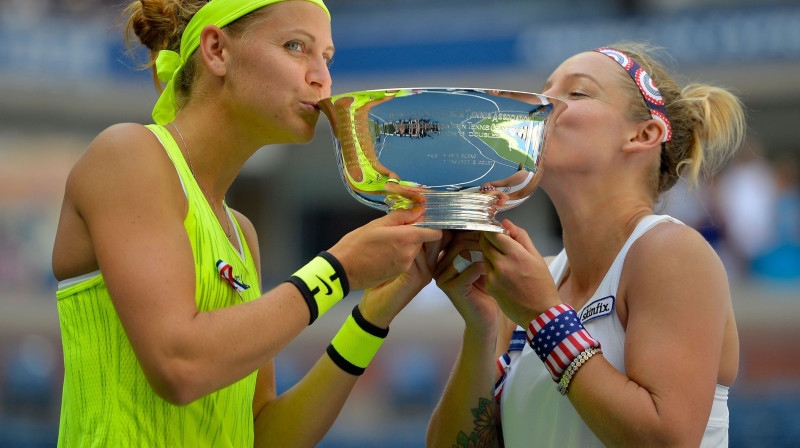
[549,185,653,297]
[170,108,263,202]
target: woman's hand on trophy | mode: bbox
[434,231,499,332]
[328,207,442,292]
[358,241,441,329]
[479,220,561,328]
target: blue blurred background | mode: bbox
[1,0,799,446]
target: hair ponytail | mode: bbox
[674,84,746,188]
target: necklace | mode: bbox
[167,122,233,239]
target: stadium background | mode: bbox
[1,0,798,446]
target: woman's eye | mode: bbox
[569,91,587,98]
[286,41,303,52]
[324,55,334,67]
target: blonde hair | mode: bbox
[609,43,746,196]
[122,0,268,106]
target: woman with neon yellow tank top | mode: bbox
[51,1,442,446]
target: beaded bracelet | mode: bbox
[285,251,349,325]
[526,304,601,382]
[326,305,389,376]
[557,347,603,395]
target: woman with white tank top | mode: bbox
[426,43,745,447]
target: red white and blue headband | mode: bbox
[594,47,672,143]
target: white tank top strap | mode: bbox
[619,214,684,256]
[600,214,685,295]
[547,249,569,287]
[548,214,684,293]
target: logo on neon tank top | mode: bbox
[579,295,615,323]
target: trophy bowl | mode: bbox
[318,88,565,232]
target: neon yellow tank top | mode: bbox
[55,124,262,447]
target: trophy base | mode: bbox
[387,192,504,233]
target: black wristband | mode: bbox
[285,276,318,324]
[326,344,365,376]
[352,303,389,338]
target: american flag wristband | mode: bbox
[493,353,512,400]
[493,329,527,401]
[285,251,350,325]
[526,304,601,382]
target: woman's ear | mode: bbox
[622,119,666,153]
[198,25,229,77]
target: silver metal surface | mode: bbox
[318,88,565,232]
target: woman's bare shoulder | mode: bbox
[624,221,729,303]
[630,222,720,266]
[66,123,182,209]
[85,123,161,161]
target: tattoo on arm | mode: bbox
[452,398,500,448]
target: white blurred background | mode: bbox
[1,0,799,446]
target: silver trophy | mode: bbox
[318,88,565,232]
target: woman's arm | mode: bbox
[252,349,359,447]
[252,244,439,447]
[565,224,730,447]
[426,232,503,448]
[70,123,441,405]
[481,220,730,447]
[427,327,501,448]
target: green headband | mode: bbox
[152,0,330,124]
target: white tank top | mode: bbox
[500,215,730,447]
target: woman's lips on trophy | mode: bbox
[300,100,321,113]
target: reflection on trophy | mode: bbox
[318,88,566,232]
